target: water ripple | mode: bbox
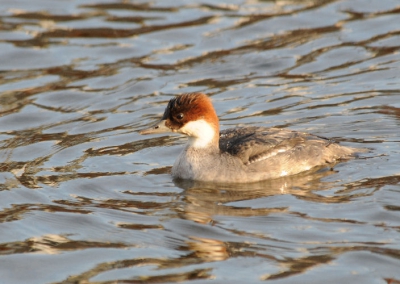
[0,0,400,283]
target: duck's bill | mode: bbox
[139,119,170,135]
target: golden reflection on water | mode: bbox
[1,0,400,283]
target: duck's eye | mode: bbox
[176,113,184,120]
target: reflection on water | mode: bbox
[1,0,400,283]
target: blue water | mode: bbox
[0,0,400,283]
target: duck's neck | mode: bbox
[181,119,219,150]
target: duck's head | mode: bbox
[139,93,219,148]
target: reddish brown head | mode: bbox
[162,93,219,134]
[139,93,220,148]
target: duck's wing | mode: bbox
[219,127,335,165]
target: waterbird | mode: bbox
[140,93,363,183]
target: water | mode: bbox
[1,0,400,283]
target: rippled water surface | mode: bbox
[1,0,400,283]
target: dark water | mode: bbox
[1,0,400,283]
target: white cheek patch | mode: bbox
[180,119,215,148]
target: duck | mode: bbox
[139,93,362,183]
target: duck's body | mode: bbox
[140,93,361,183]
